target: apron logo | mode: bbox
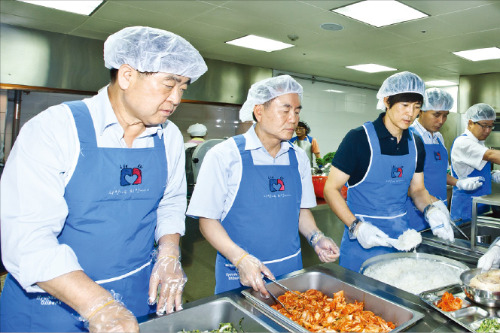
[391,165,403,178]
[120,165,142,186]
[269,177,285,192]
[434,151,441,160]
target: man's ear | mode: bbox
[254,104,263,122]
[116,64,135,90]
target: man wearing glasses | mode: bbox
[450,103,500,224]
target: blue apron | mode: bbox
[450,134,491,224]
[214,135,302,294]
[405,133,448,231]
[0,101,167,332]
[339,122,416,273]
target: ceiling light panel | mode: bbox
[346,64,397,73]
[453,47,500,62]
[332,0,428,28]
[425,80,457,87]
[225,35,294,52]
[18,0,102,15]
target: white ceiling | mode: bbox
[1,0,499,87]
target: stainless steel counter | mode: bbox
[139,262,470,332]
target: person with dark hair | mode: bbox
[187,75,339,295]
[323,71,454,273]
[0,26,207,332]
[290,120,321,167]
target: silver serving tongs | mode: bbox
[267,277,303,298]
[450,219,469,240]
[266,288,292,315]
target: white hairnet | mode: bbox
[422,88,454,111]
[376,71,425,110]
[104,26,207,82]
[239,75,303,122]
[187,123,207,136]
[465,103,496,122]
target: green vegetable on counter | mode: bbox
[180,318,245,333]
[477,318,500,333]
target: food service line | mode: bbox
[138,252,476,332]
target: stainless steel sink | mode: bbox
[139,297,278,332]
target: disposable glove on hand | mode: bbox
[85,297,139,333]
[149,242,187,315]
[234,253,274,298]
[478,245,500,271]
[312,234,340,262]
[425,202,454,242]
[492,171,500,183]
[456,176,484,191]
[355,222,391,249]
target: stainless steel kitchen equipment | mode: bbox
[420,284,500,332]
[461,268,500,307]
[241,269,424,332]
[471,193,500,250]
[138,297,278,332]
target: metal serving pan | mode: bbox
[360,252,469,294]
[241,269,424,332]
[461,268,500,307]
[138,297,278,332]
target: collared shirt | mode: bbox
[410,118,445,145]
[186,125,316,221]
[0,86,186,292]
[332,112,425,186]
[451,129,489,178]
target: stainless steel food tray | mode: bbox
[420,284,500,332]
[138,297,278,332]
[241,269,424,332]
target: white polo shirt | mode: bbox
[186,125,316,221]
[451,129,489,178]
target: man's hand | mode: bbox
[234,253,274,298]
[355,222,391,249]
[148,242,187,315]
[86,298,139,333]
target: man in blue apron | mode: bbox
[323,72,455,273]
[186,75,340,295]
[406,88,484,231]
[450,103,500,224]
[0,26,207,332]
[290,121,321,167]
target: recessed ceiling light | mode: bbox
[17,0,103,15]
[331,0,428,28]
[346,64,397,73]
[225,35,294,52]
[453,47,500,62]
[426,80,457,87]
[320,23,344,31]
[324,89,344,93]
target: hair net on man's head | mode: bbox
[465,103,496,122]
[422,88,454,111]
[187,123,207,136]
[376,71,425,110]
[104,26,207,82]
[239,75,303,122]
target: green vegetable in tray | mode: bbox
[477,318,500,333]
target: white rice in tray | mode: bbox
[363,258,464,295]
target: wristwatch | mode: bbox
[348,218,361,240]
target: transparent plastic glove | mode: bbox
[148,242,187,315]
[234,253,274,298]
[312,234,340,262]
[478,245,500,271]
[355,222,391,249]
[456,176,484,191]
[85,298,139,333]
[425,202,454,242]
[492,171,500,184]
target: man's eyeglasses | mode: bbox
[474,122,495,130]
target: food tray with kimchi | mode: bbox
[241,269,424,332]
[420,284,500,332]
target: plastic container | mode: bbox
[312,176,328,198]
